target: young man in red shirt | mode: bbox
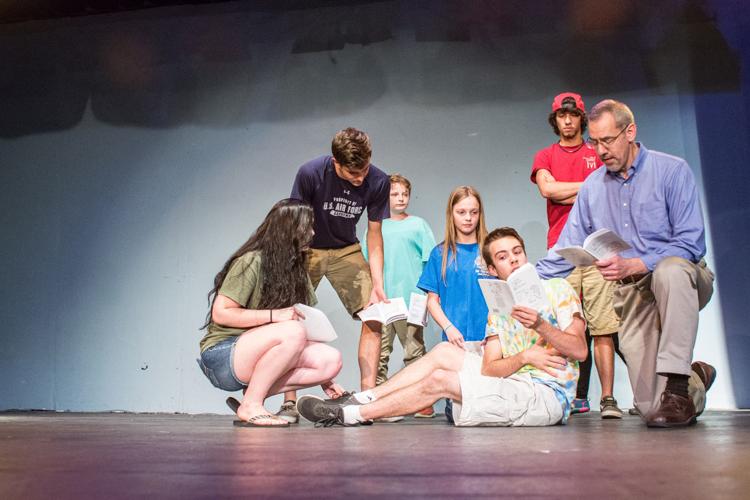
[530,92,625,418]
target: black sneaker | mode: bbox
[296,395,355,427]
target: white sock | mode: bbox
[342,405,363,424]
[353,389,377,404]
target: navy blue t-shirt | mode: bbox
[290,155,390,249]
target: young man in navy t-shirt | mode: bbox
[276,127,390,422]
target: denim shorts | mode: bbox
[198,337,247,392]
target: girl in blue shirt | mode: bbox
[418,186,491,347]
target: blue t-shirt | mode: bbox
[290,155,390,249]
[417,242,493,342]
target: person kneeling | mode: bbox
[298,227,587,426]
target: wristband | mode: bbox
[443,323,453,334]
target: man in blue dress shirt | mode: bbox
[537,99,717,428]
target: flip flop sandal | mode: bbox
[226,397,241,414]
[233,414,290,428]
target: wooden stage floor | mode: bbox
[1,410,748,499]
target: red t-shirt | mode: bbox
[531,143,602,248]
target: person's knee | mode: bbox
[282,321,308,350]
[430,341,454,357]
[653,256,691,285]
[425,368,455,396]
[322,347,343,379]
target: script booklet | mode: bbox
[406,292,429,327]
[478,263,551,315]
[357,297,409,325]
[555,228,631,267]
[294,304,338,342]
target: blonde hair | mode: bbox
[389,173,411,194]
[441,186,487,282]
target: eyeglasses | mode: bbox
[586,126,627,148]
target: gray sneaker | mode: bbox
[297,395,356,426]
[275,400,300,424]
[600,396,624,419]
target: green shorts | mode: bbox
[307,243,372,318]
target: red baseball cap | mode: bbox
[552,92,586,113]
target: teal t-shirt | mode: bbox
[362,215,436,307]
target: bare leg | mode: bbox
[594,334,616,397]
[282,390,297,404]
[360,368,462,420]
[232,321,307,423]
[359,320,382,390]
[372,342,465,400]
[267,343,343,394]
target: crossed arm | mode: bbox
[535,169,582,205]
[480,307,587,378]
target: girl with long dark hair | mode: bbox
[198,199,344,427]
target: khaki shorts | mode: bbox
[566,265,620,336]
[307,243,372,318]
[453,353,563,427]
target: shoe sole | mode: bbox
[414,413,435,418]
[601,411,623,419]
[226,397,240,414]
[374,416,404,423]
[646,416,698,428]
[277,415,300,424]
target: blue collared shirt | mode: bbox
[537,143,707,279]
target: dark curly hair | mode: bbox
[202,199,314,329]
[548,104,588,136]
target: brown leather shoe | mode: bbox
[646,390,697,428]
[691,361,717,392]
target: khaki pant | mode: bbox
[566,265,619,336]
[307,243,372,318]
[613,257,714,418]
[376,319,426,385]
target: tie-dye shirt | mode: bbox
[485,278,583,423]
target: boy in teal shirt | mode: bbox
[363,174,436,417]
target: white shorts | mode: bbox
[453,352,564,427]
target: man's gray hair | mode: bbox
[589,99,635,129]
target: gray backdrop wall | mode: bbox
[1,0,748,413]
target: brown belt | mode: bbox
[617,273,647,285]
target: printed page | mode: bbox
[377,297,408,324]
[294,304,338,342]
[582,228,631,260]
[555,246,597,267]
[478,279,515,315]
[507,263,551,312]
[407,293,428,326]
[357,303,384,323]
